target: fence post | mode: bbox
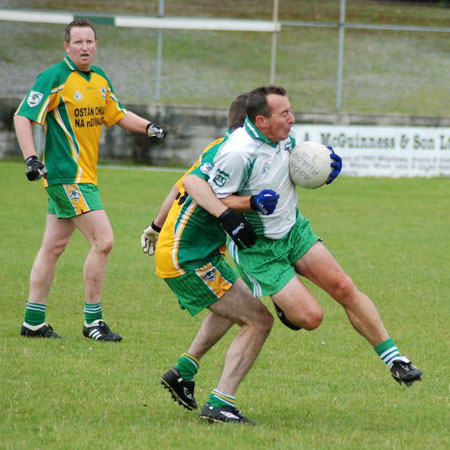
[336,0,346,111]
[270,0,279,84]
[154,0,164,102]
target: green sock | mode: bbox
[208,388,236,408]
[24,302,46,326]
[84,302,102,325]
[175,353,199,381]
[375,337,402,367]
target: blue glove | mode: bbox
[250,189,280,215]
[326,146,342,185]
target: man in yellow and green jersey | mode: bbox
[14,19,166,341]
[141,94,280,425]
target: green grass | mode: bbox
[1,161,449,449]
[0,1,449,115]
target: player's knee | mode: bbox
[331,274,356,305]
[251,305,274,335]
[43,240,68,259]
[301,308,324,330]
[94,237,114,255]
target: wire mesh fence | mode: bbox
[0,0,449,116]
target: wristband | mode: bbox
[151,221,162,233]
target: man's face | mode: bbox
[64,26,97,71]
[257,94,295,143]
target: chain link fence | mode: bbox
[0,0,449,116]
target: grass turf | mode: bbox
[1,161,449,449]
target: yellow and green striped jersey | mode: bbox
[155,134,230,278]
[15,56,126,187]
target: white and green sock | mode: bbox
[375,337,405,368]
[208,388,236,408]
[24,302,46,327]
[84,302,103,325]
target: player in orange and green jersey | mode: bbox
[141,94,280,424]
[15,55,126,187]
[154,134,231,279]
[15,19,167,342]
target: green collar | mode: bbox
[244,117,278,148]
[64,56,96,74]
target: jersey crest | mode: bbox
[27,91,43,107]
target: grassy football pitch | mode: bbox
[1,161,449,449]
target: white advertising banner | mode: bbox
[293,124,450,178]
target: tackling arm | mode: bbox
[182,174,243,217]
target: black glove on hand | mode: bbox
[146,122,167,145]
[25,156,47,181]
[218,208,256,250]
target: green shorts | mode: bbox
[229,213,321,297]
[46,183,104,219]
[164,256,238,316]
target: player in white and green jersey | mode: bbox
[209,85,422,387]
[143,94,279,425]
[15,19,167,341]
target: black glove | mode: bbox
[218,209,256,250]
[25,156,47,181]
[146,122,167,145]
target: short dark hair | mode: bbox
[228,93,249,131]
[65,19,97,43]
[246,85,287,123]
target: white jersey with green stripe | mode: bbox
[15,56,126,187]
[209,118,297,240]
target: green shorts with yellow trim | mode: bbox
[164,256,238,316]
[228,212,321,298]
[46,183,104,219]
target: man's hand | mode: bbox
[25,156,47,181]
[141,222,162,256]
[250,189,280,215]
[218,209,256,249]
[326,146,342,185]
[146,122,167,145]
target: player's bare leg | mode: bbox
[187,312,234,359]
[296,241,422,385]
[28,214,76,304]
[20,214,75,338]
[271,276,323,331]
[74,210,114,304]
[295,241,389,346]
[207,278,273,395]
[74,210,121,342]
[197,279,273,425]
